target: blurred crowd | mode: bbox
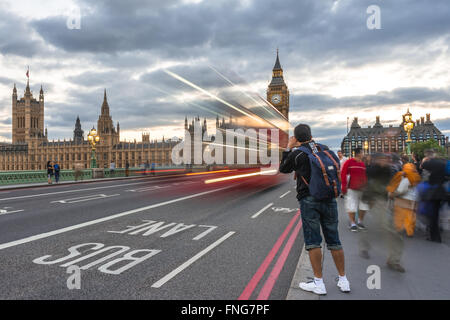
[338,148,449,272]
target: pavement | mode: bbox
[0,169,304,300]
[287,198,450,300]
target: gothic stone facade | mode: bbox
[0,85,177,171]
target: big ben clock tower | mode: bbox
[267,50,289,120]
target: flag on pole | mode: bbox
[26,66,29,78]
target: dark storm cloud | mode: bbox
[291,87,450,112]
[31,0,450,67]
[2,0,450,143]
[0,5,44,57]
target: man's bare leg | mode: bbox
[348,212,356,225]
[330,249,345,276]
[358,210,366,223]
[308,248,323,278]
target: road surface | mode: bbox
[0,169,304,300]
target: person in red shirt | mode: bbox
[341,147,369,232]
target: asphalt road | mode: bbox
[0,169,304,300]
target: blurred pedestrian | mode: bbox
[337,150,348,168]
[145,161,149,175]
[53,162,60,184]
[46,161,53,184]
[387,163,421,237]
[280,124,350,295]
[412,153,422,174]
[125,162,130,177]
[341,147,369,231]
[391,154,402,173]
[151,162,155,176]
[109,161,115,177]
[74,161,83,181]
[362,153,405,272]
[418,150,447,243]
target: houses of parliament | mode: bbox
[0,52,290,171]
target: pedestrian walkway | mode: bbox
[287,199,450,300]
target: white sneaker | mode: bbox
[337,278,351,293]
[299,280,327,295]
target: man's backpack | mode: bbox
[297,142,341,200]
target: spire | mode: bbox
[40,85,43,94]
[101,89,110,115]
[73,115,84,144]
[273,48,282,71]
[25,79,31,96]
[13,83,17,95]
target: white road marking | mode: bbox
[279,191,291,198]
[126,185,169,193]
[0,209,24,216]
[51,194,120,204]
[251,202,274,219]
[0,186,232,251]
[271,207,298,213]
[151,231,235,288]
[192,225,218,241]
[0,177,187,202]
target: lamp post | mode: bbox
[403,109,415,157]
[88,127,100,168]
[364,140,369,155]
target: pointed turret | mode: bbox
[73,116,84,144]
[25,79,31,97]
[13,83,17,95]
[269,49,285,85]
[101,89,110,116]
[273,48,282,71]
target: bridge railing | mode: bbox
[0,166,187,185]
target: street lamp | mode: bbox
[403,108,415,156]
[88,127,100,168]
[364,140,369,155]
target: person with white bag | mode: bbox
[387,162,421,237]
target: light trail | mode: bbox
[164,70,266,126]
[185,170,232,176]
[204,169,278,184]
[208,65,289,125]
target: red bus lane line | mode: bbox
[238,211,300,300]
[256,211,303,300]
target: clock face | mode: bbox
[271,94,281,104]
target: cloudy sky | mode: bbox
[0,0,449,150]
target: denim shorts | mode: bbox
[299,196,342,251]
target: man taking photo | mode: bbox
[280,124,350,295]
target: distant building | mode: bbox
[1,52,288,171]
[0,83,177,171]
[341,113,447,157]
